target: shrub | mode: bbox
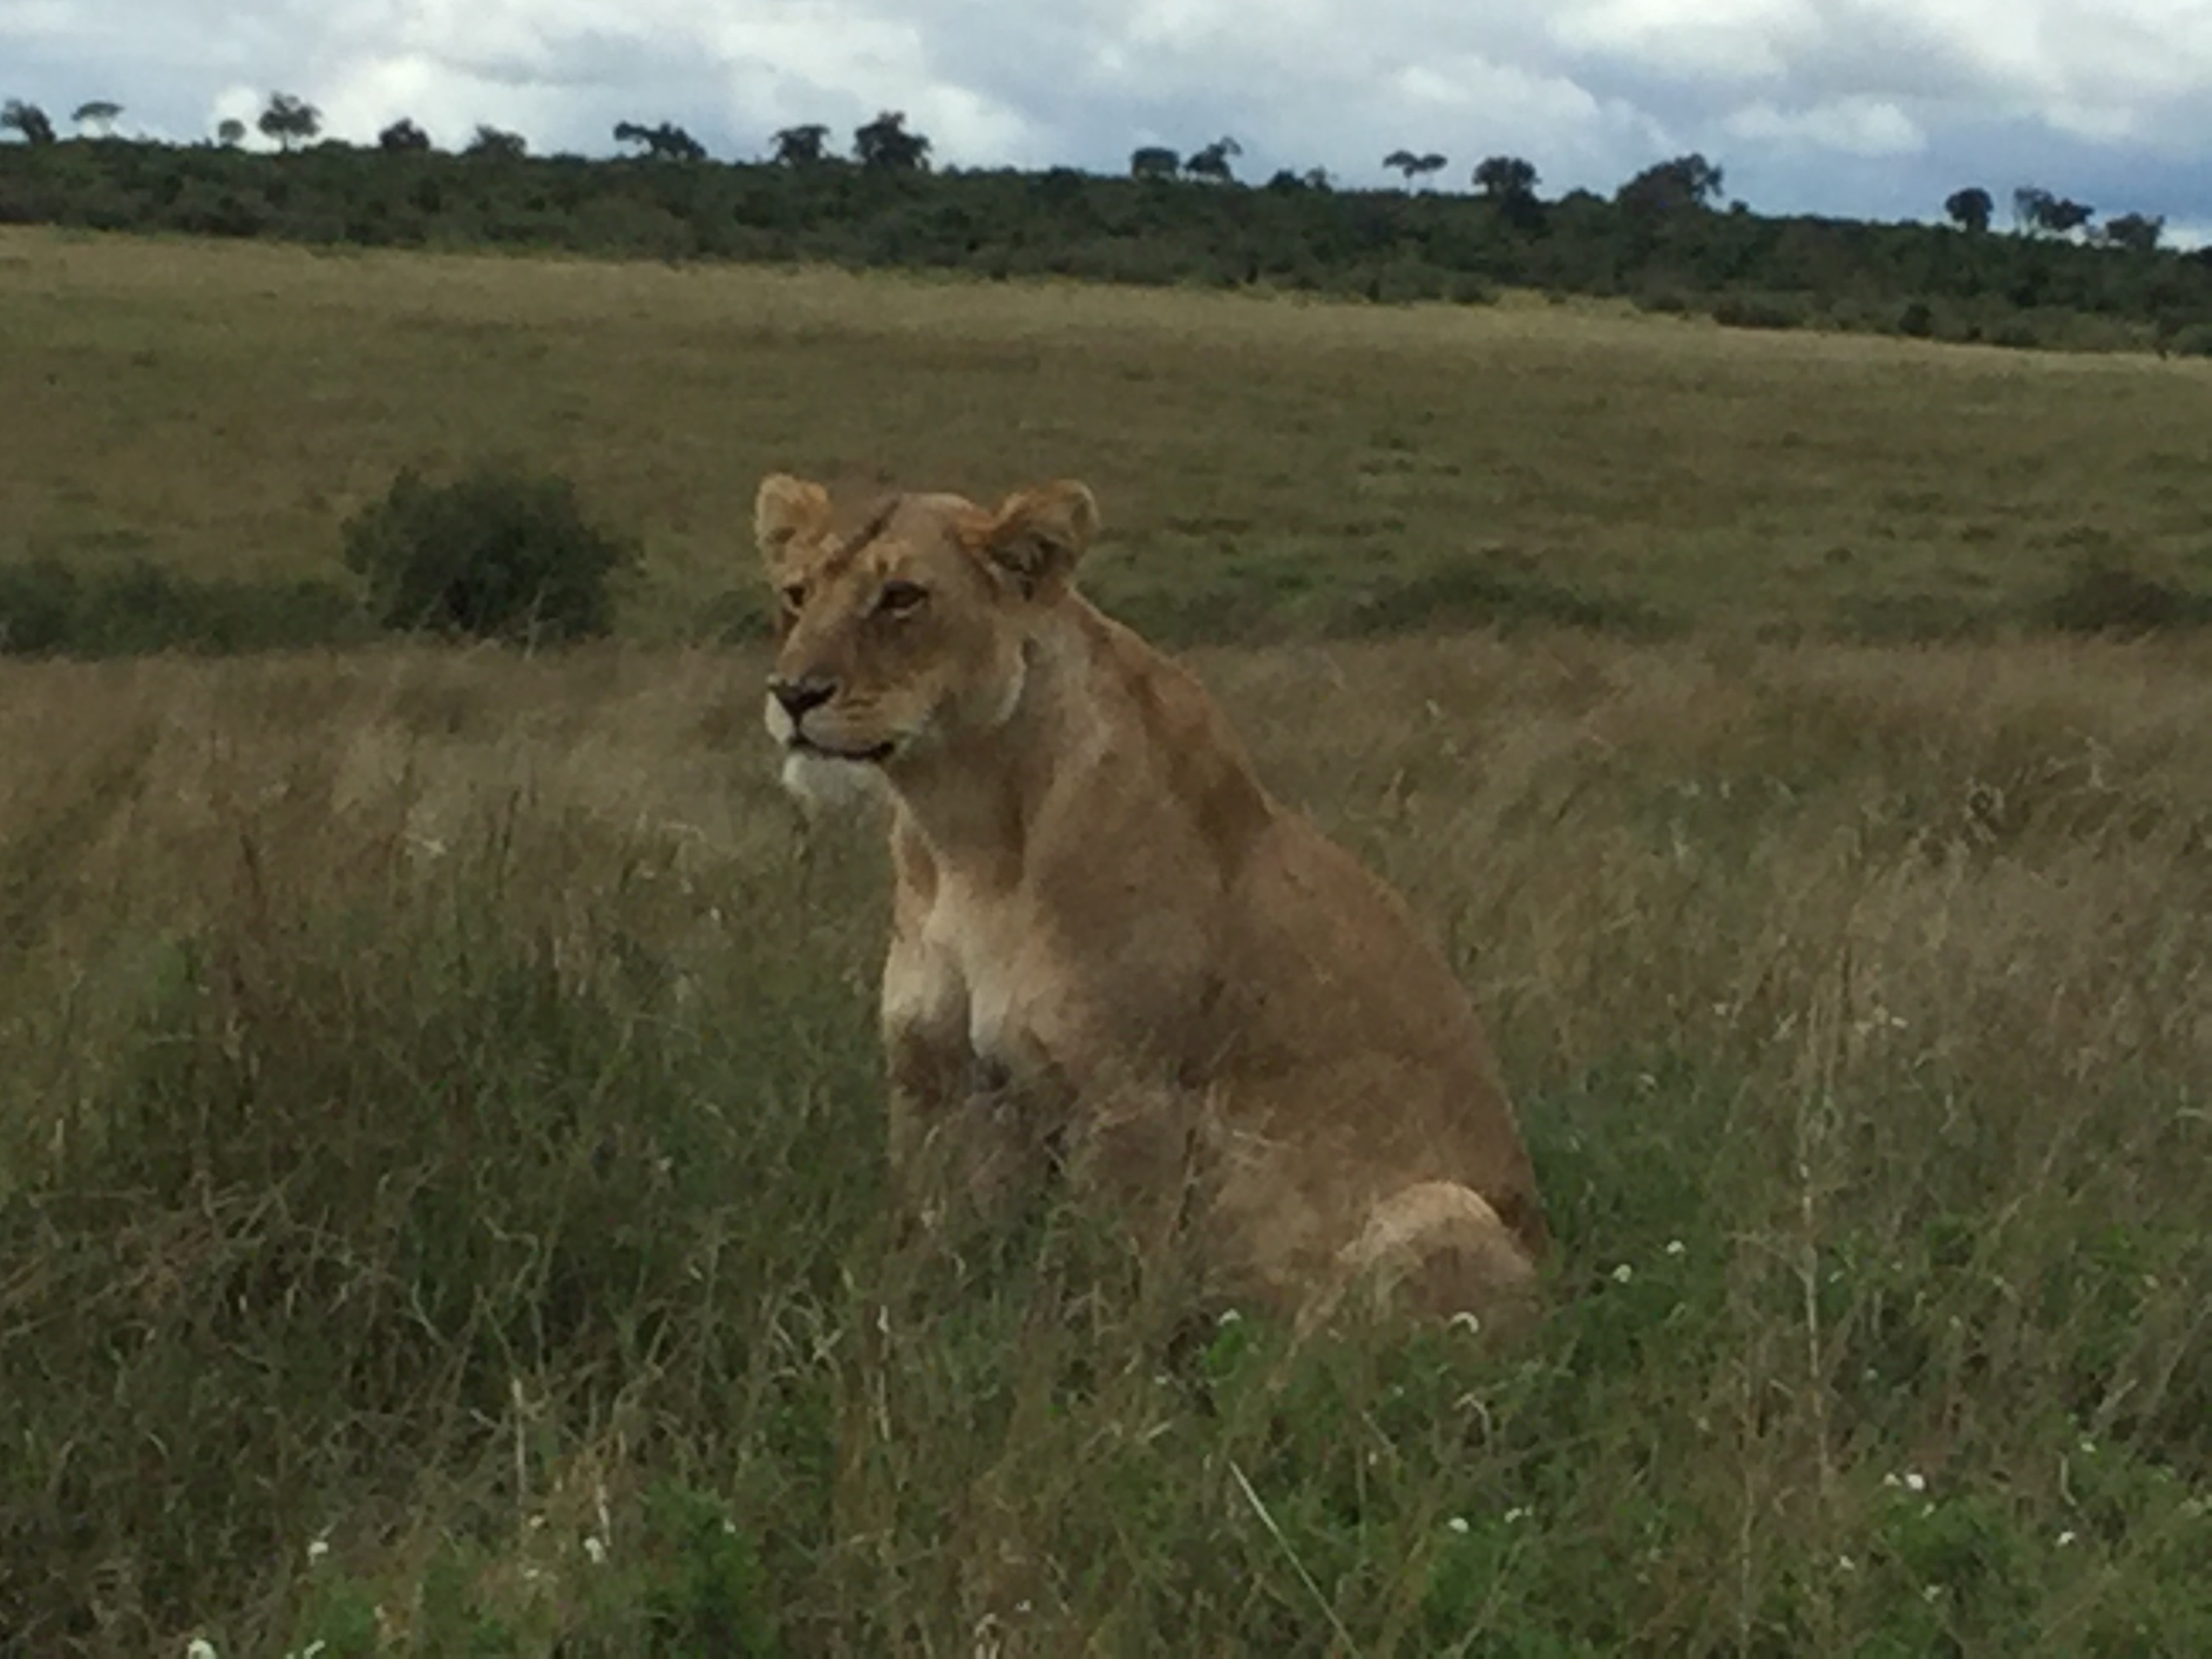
[0,558,81,653]
[1711,293,1803,331]
[340,463,638,644]
[2039,556,2212,636]
[0,556,365,657]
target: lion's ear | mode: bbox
[754,474,832,571]
[975,480,1101,601]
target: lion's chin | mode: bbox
[779,748,892,815]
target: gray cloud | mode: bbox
[3,0,2207,234]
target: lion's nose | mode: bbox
[769,672,838,720]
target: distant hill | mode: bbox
[4,138,2210,355]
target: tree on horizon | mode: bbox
[615,120,705,163]
[258,91,321,152]
[2,99,57,146]
[463,123,527,160]
[71,100,123,138]
[1944,186,1994,233]
[771,123,831,166]
[1185,135,1241,183]
[854,110,929,171]
[1384,149,1448,186]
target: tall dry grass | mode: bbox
[2,632,2205,1654]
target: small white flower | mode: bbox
[1883,1473,1900,1488]
[583,1535,607,1565]
[1923,1584,1943,1603]
[306,1538,330,1565]
[2057,1530,2078,1547]
[1447,1516,1471,1535]
[1664,1240,1685,1257]
[1216,1308,1242,1327]
[1904,1471,1927,1494]
[1611,1263,1634,1284]
[1504,1506,1530,1524]
[2078,1439,2097,1456]
[186,1642,219,1659]
[1837,1555,1856,1572]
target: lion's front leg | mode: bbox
[882,1008,969,1232]
[883,1010,1056,1245]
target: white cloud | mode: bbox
[1726,96,1924,157]
[5,1,79,39]
[1551,0,1819,83]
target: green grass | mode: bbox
[0,232,2207,1653]
[5,228,2212,648]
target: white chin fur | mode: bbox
[762,695,797,747]
[779,750,888,815]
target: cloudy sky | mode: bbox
[5,1,2210,240]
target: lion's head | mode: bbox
[753,474,1101,794]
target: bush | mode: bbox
[2039,556,2212,636]
[341,464,638,644]
[0,558,81,654]
[1711,293,1803,331]
[0,556,367,657]
[2167,323,2212,359]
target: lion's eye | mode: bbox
[779,583,807,614]
[876,580,927,617]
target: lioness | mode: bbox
[756,473,1548,1326]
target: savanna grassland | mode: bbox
[1,228,2209,1656]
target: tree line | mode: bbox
[4,90,2209,354]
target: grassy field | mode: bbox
[5,227,2212,644]
[1,231,2209,1655]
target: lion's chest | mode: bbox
[886,878,1165,1099]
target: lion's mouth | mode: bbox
[790,735,898,764]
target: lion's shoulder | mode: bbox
[1055,604,1278,866]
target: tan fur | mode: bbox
[754,474,1549,1326]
